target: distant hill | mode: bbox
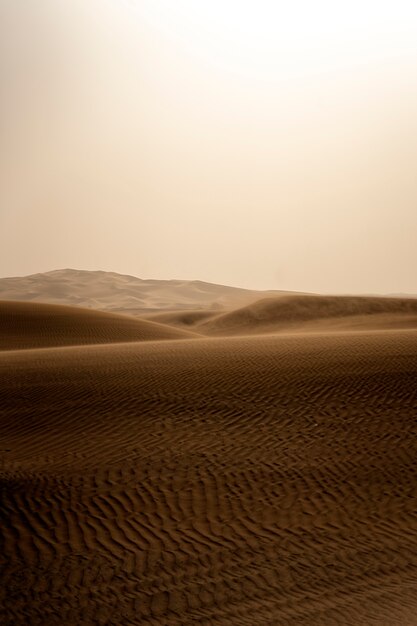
[0,269,299,313]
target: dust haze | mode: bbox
[1,0,417,293]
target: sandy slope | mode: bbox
[1,325,417,625]
[0,300,195,350]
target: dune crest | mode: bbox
[0,300,196,351]
[200,294,417,335]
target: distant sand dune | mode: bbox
[1,330,417,624]
[200,294,417,335]
[0,268,298,312]
[0,300,195,350]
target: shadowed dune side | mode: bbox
[0,300,197,351]
[1,331,417,624]
[200,294,417,335]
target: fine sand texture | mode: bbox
[1,313,417,624]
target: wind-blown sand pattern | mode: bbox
[0,288,417,626]
[1,295,417,625]
[198,295,417,335]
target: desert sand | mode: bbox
[1,284,417,625]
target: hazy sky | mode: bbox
[1,0,417,293]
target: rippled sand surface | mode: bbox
[1,323,416,625]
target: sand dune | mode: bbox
[199,294,417,335]
[0,268,297,313]
[1,327,417,624]
[0,300,195,350]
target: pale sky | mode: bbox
[1,0,417,293]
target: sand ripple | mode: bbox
[1,331,417,624]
